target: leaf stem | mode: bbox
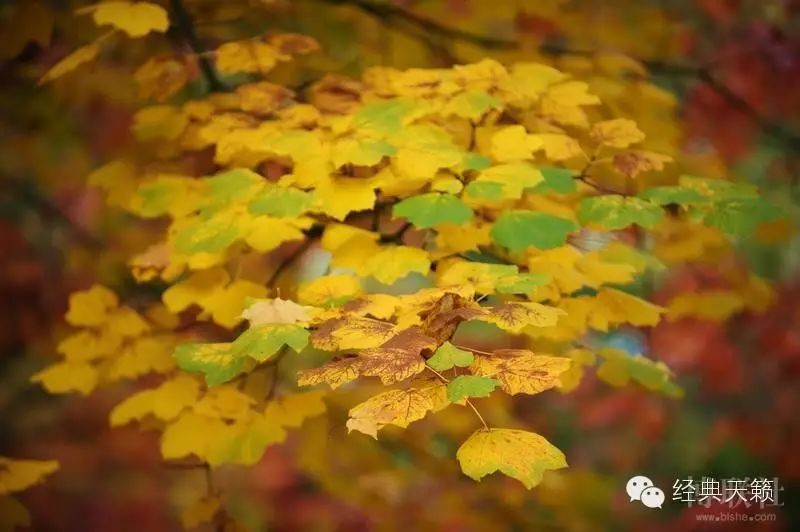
[425,365,489,430]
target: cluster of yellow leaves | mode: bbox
[0,457,58,530]
[45,46,713,494]
[32,285,179,396]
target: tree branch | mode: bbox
[169,0,225,92]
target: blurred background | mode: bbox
[1,0,799,530]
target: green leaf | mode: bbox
[352,98,422,135]
[428,342,474,372]
[231,324,310,362]
[137,176,195,218]
[703,197,782,236]
[577,196,663,230]
[174,343,251,387]
[393,193,473,228]
[495,273,551,294]
[333,138,396,167]
[207,168,264,204]
[249,186,313,217]
[678,175,758,201]
[461,152,492,171]
[490,211,577,252]
[173,210,240,254]
[445,90,503,120]
[595,348,682,398]
[447,375,498,402]
[174,325,309,386]
[533,167,577,194]
[638,186,708,206]
[464,181,504,200]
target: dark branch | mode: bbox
[169,0,225,92]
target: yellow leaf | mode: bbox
[297,357,360,390]
[667,291,745,322]
[338,294,399,320]
[361,246,431,284]
[161,412,227,461]
[589,288,665,331]
[65,285,118,327]
[162,267,229,314]
[133,105,187,141]
[110,375,200,427]
[206,279,268,329]
[242,298,312,325]
[57,329,122,362]
[314,175,377,221]
[498,63,566,105]
[87,1,169,38]
[31,361,98,395]
[215,40,283,75]
[194,386,255,420]
[106,335,176,380]
[38,43,99,84]
[355,328,437,385]
[0,458,59,495]
[237,81,293,115]
[478,302,565,333]
[134,55,188,101]
[180,496,221,529]
[264,390,327,427]
[390,124,463,178]
[433,222,491,258]
[529,133,584,161]
[106,307,151,337]
[311,316,396,351]
[612,150,672,178]
[87,159,138,209]
[490,126,537,162]
[591,118,645,148]
[297,275,362,306]
[471,350,571,395]
[346,380,449,438]
[243,216,306,253]
[205,413,287,466]
[456,428,566,489]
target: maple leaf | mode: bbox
[311,316,396,351]
[38,44,99,85]
[590,118,645,148]
[0,458,59,495]
[297,356,361,390]
[427,342,474,372]
[456,429,567,489]
[446,375,498,402]
[110,375,200,426]
[478,302,565,333]
[357,327,437,385]
[470,350,571,395]
[82,1,169,38]
[346,380,449,438]
[241,298,312,325]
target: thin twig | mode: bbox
[425,365,489,430]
